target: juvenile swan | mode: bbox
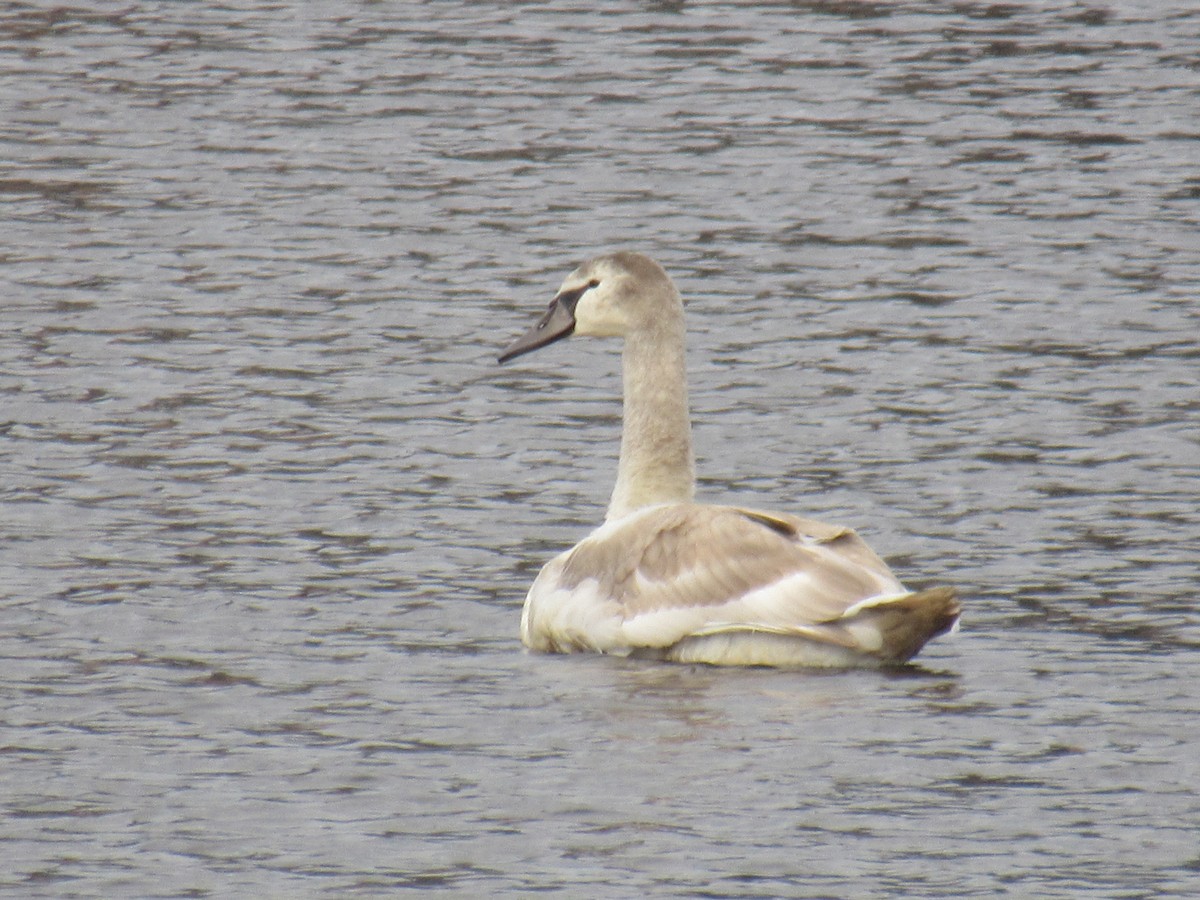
[499,252,959,667]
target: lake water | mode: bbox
[2,1,1198,896]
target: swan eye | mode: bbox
[555,279,600,313]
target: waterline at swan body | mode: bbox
[499,252,959,667]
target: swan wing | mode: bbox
[526,504,912,650]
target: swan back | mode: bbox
[520,502,960,666]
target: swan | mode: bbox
[499,252,959,667]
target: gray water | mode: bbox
[2,1,1198,896]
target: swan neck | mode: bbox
[607,322,695,520]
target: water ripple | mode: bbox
[2,1,1198,896]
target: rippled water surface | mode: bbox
[3,1,1198,896]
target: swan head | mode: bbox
[499,252,680,363]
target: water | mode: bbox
[2,1,1198,896]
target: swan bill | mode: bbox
[499,296,576,363]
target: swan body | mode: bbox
[499,252,959,667]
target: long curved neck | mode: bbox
[607,315,695,521]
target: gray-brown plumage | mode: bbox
[499,252,960,667]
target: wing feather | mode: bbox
[551,503,906,649]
